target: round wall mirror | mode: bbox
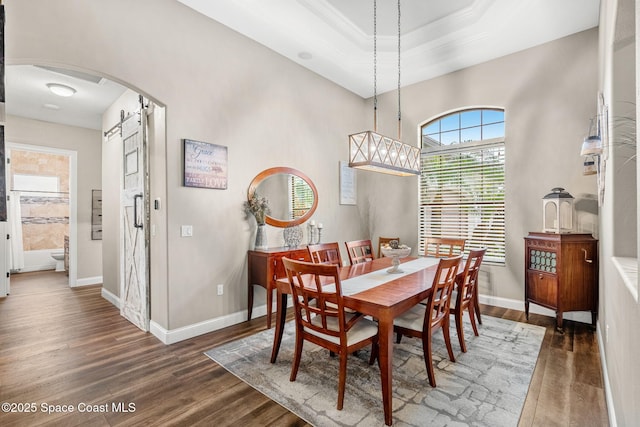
[247,167,318,228]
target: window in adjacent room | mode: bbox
[290,175,314,220]
[419,108,506,263]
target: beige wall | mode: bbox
[364,28,600,303]
[6,115,103,281]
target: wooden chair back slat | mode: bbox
[424,237,466,258]
[378,237,400,258]
[308,242,343,267]
[345,239,375,265]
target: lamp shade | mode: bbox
[349,130,420,176]
[580,135,602,156]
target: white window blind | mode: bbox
[419,142,505,263]
[290,175,314,220]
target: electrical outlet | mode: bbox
[217,284,224,296]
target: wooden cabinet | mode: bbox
[247,246,310,328]
[524,232,598,331]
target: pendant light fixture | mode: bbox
[348,0,420,176]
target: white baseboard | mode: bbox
[597,323,618,427]
[101,287,120,309]
[19,264,55,273]
[150,310,248,345]
[74,276,103,287]
[146,294,594,346]
[478,294,593,325]
[149,298,294,345]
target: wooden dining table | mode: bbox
[271,256,442,426]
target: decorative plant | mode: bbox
[610,105,636,165]
[382,240,409,250]
[243,192,271,226]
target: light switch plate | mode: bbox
[181,225,193,237]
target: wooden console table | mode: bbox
[247,246,310,328]
[524,232,598,331]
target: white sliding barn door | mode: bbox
[120,111,149,331]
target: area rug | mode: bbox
[205,316,545,427]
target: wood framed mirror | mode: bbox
[247,167,318,228]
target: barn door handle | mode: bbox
[581,248,593,263]
[134,194,143,229]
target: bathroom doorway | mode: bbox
[6,143,77,287]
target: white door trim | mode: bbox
[7,142,77,287]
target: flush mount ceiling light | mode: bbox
[46,83,77,97]
[348,0,420,177]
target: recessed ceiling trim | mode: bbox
[36,65,104,85]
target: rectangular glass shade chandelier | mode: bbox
[349,130,421,176]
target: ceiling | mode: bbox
[6,65,127,131]
[6,0,600,131]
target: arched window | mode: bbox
[419,108,506,263]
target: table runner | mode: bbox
[324,257,440,296]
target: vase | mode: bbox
[283,225,302,247]
[255,224,268,250]
[380,247,411,273]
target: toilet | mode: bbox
[50,251,65,272]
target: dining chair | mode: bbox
[282,257,379,410]
[393,255,463,387]
[424,237,466,258]
[345,239,375,265]
[378,236,400,258]
[450,248,486,353]
[308,242,343,267]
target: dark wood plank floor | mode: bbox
[0,271,609,426]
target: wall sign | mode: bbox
[339,160,356,205]
[183,139,228,190]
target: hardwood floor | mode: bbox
[0,271,609,426]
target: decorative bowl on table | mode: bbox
[380,242,411,273]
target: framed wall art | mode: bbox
[339,160,356,205]
[183,139,228,189]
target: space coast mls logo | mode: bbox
[183,139,228,190]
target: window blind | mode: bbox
[419,143,505,263]
[290,175,314,219]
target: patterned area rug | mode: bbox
[205,315,545,427]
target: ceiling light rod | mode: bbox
[348,0,420,176]
[373,0,378,132]
[397,0,401,141]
